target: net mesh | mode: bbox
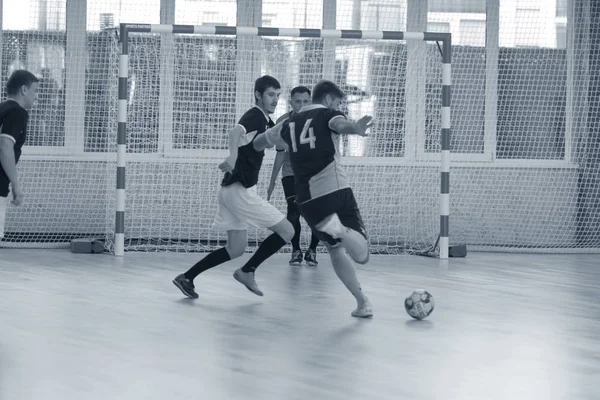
[1,0,599,253]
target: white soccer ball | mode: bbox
[404,289,435,320]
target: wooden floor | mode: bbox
[0,249,599,400]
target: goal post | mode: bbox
[113,23,452,258]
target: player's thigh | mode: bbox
[226,184,286,229]
[336,188,368,239]
[298,194,339,246]
[212,186,246,231]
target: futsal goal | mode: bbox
[108,23,452,258]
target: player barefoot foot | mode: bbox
[304,249,318,266]
[233,268,264,296]
[351,298,373,318]
[173,274,199,299]
[289,249,303,266]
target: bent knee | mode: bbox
[272,218,295,242]
[225,243,246,259]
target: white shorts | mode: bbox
[212,182,285,231]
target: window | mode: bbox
[496,49,566,160]
[428,22,450,33]
[362,3,406,31]
[556,24,567,49]
[515,9,542,48]
[87,0,160,31]
[263,0,323,29]
[428,0,485,14]
[262,13,277,27]
[336,0,407,31]
[3,0,66,31]
[175,0,236,26]
[556,0,567,18]
[500,2,561,49]
[1,32,67,148]
[460,20,486,47]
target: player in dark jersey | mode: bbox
[267,86,321,266]
[0,70,39,240]
[173,75,294,299]
[254,80,374,318]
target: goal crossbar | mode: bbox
[115,23,452,258]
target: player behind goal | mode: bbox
[0,70,39,240]
[267,85,321,266]
[254,80,374,318]
[173,75,294,299]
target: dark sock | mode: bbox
[289,217,301,251]
[241,233,287,273]
[309,233,320,251]
[184,247,231,281]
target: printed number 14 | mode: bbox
[289,118,315,153]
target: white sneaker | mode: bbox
[315,214,345,239]
[351,300,373,318]
[233,268,264,296]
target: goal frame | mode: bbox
[115,23,452,259]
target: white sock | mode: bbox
[329,246,369,306]
[0,196,7,239]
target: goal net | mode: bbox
[107,24,451,255]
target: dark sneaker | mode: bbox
[172,274,199,299]
[304,249,318,266]
[289,249,303,266]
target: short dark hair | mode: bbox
[6,70,40,96]
[312,80,345,102]
[254,75,281,101]
[290,86,311,97]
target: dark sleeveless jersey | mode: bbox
[0,100,29,165]
[279,104,350,203]
[221,106,274,188]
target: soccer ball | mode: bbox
[404,289,435,320]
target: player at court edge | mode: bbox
[173,75,294,299]
[0,70,39,241]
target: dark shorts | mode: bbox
[0,168,9,197]
[299,188,367,246]
[281,175,296,200]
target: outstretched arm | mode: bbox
[329,115,373,137]
[253,121,286,152]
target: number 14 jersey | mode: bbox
[279,104,351,204]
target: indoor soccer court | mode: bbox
[1,250,599,400]
[1,0,600,399]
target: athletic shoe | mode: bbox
[233,268,264,296]
[304,249,318,266]
[172,274,199,299]
[289,249,303,266]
